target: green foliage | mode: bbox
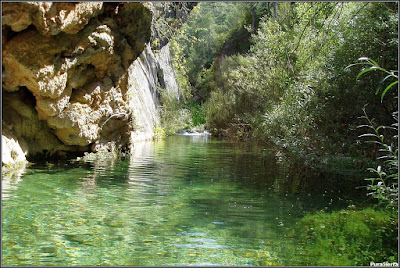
[348,57,399,102]
[359,109,398,207]
[158,89,192,135]
[199,2,397,158]
[158,92,208,135]
[150,3,193,52]
[322,2,398,143]
[153,126,166,140]
[348,58,399,208]
[295,208,398,266]
[204,90,236,135]
[160,105,192,136]
[203,3,333,144]
[168,1,398,162]
[169,39,192,101]
[170,2,249,99]
[187,102,206,126]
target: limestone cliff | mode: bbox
[2,2,183,166]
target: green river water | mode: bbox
[2,135,368,266]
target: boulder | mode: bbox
[1,2,183,160]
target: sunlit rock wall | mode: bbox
[1,128,28,168]
[127,45,160,142]
[2,1,181,165]
[156,43,181,100]
[127,43,181,143]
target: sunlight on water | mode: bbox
[2,135,364,266]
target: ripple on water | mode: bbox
[1,135,368,266]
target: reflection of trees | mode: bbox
[136,136,294,264]
[2,136,368,266]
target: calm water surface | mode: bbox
[2,135,366,266]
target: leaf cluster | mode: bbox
[358,108,398,208]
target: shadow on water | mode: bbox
[2,135,373,266]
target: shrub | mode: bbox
[159,89,192,135]
[295,208,398,266]
[353,58,399,208]
[187,102,206,126]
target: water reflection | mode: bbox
[79,174,97,192]
[2,165,26,200]
[2,135,368,266]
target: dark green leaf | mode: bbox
[381,80,398,102]
[376,74,394,94]
[356,66,379,80]
[367,58,379,66]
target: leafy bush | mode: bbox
[198,2,397,158]
[359,109,398,208]
[204,90,236,134]
[187,102,206,126]
[159,89,192,135]
[153,126,166,140]
[352,58,399,208]
[159,93,207,135]
[170,2,249,97]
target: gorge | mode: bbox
[1,2,398,266]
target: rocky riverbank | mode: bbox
[2,2,190,169]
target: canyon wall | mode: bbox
[2,2,182,168]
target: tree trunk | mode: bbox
[251,3,256,32]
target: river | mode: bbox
[2,135,368,266]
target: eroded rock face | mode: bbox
[2,2,181,164]
[2,2,104,36]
